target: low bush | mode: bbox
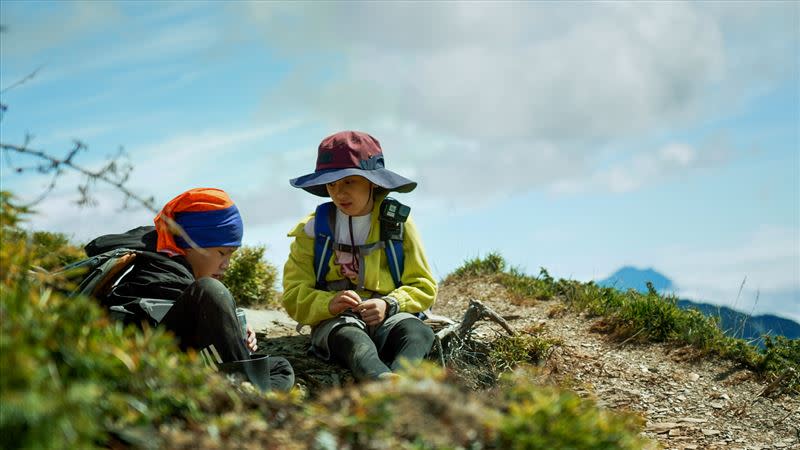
[447,251,506,279]
[489,333,559,373]
[0,249,230,449]
[222,245,279,308]
[493,369,645,450]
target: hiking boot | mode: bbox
[219,355,271,392]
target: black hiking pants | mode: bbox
[160,277,294,391]
[328,317,435,381]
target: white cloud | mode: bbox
[1,3,219,88]
[123,120,302,191]
[0,1,123,58]
[655,225,800,321]
[4,121,306,244]
[551,142,730,195]
[225,2,750,202]
[18,177,155,244]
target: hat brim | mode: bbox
[290,168,417,197]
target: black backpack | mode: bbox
[60,226,192,324]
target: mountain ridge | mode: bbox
[598,266,800,341]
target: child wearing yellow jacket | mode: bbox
[282,130,437,380]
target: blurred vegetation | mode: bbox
[1,194,650,448]
[489,332,560,374]
[221,245,280,308]
[1,191,234,449]
[448,253,800,395]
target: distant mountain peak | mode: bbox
[598,266,674,293]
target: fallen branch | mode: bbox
[436,298,515,345]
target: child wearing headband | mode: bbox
[86,188,294,391]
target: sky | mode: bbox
[1,1,798,322]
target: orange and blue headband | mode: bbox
[154,188,243,256]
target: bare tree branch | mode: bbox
[1,65,45,95]
[1,141,155,211]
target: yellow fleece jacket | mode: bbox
[282,197,437,327]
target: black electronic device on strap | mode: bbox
[379,197,410,241]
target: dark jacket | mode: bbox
[85,226,195,316]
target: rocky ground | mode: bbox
[249,277,799,450]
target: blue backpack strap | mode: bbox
[379,197,406,288]
[385,238,404,288]
[313,202,336,289]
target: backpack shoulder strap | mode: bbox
[379,197,405,288]
[66,248,139,298]
[313,199,406,289]
[385,238,404,288]
[313,202,336,288]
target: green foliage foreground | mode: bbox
[0,194,648,449]
[0,277,646,449]
[448,253,800,395]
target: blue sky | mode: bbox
[1,1,797,321]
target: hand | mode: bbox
[329,290,362,315]
[355,299,387,326]
[246,324,258,353]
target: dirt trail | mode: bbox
[435,277,800,450]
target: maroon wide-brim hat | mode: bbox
[290,130,417,197]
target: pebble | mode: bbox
[678,417,708,423]
[702,429,721,436]
[710,401,725,409]
[647,422,681,433]
[688,373,700,381]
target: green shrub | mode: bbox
[222,245,279,308]
[0,259,229,449]
[311,363,646,450]
[448,252,506,279]
[755,336,800,392]
[493,370,645,450]
[499,267,556,301]
[490,333,558,373]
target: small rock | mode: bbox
[710,401,725,409]
[688,373,700,381]
[702,429,721,436]
[774,443,787,449]
[721,393,730,400]
[684,445,698,450]
[668,428,682,437]
[677,417,708,423]
[677,395,687,401]
[647,422,681,433]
